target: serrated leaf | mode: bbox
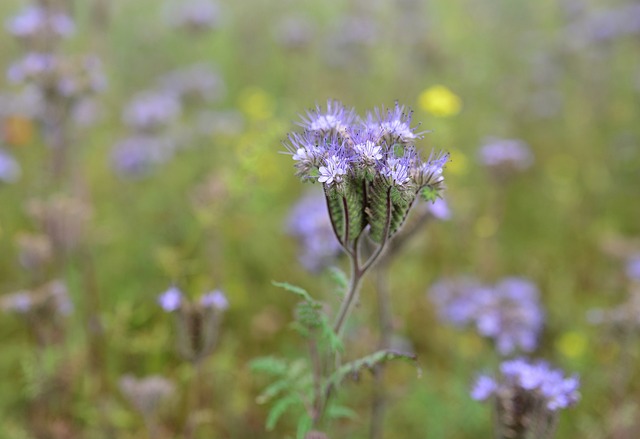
[250,356,288,376]
[296,414,313,439]
[327,404,358,420]
[319,317,344,354]
[272,281,315,303]
[421,185,442,203]
[329,350,418,386]
[256,378,290,404]
[266,395,299,431]
[328,266,349,293]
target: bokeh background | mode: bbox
[1,0,640,438]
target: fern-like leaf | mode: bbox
[266,395,300,431]
[328,350,418,385]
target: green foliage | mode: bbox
[420,186,439,203]
[20,348,65,400]
[251,357,312,432]
[327,266,349,298]
[329,350,419,387]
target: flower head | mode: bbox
[318,154,348,186]
[479,137,534,172]
[158,287,182,312]
[0,148,21,183]
[299,100,358,135]
[201,290,229,311]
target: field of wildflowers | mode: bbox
[1,0,640,438]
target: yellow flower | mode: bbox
[556,331,587,359]
[238,87,275,121]
[3,115,34,146]
[418,85,462,117]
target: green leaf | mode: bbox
[250,356,288,376]
[327,404,358,421]
[329,350,418,386]
[266,395,299,431]
[256,378,290,404]
[327,266,348,293]
[296,414,313,439]
[272,281,314,303]
[420,186,439,203]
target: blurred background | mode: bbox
[1,0,640,438]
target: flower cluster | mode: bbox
[284,100,448,246]
[472,358,580,411]
[167,0,222,33]
[429,276,544,355]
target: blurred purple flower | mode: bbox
[1,291,32,313]
[274,15,315,50]
[7,53,58,84]
[425,198,451,220]
[429,276,544,355]
[6,6,75,40]
[0,148,21,183]
[158,287,182,312]
[429,276,486,326]
[626,253,640,281]
[201,290,229,311]
[287,192,342,273]
[169,0,221,33]
[299,100,358,134]
[122,91,181,132]
[474,358,580,411]
[158,64,225,103]
[478,137,534,171]
[474,277,544,355]
[111,136,175,177]
[470,375,497,401]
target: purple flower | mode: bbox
[354,140,383,165]
[497,358,580,410]
[287,191,342,272]
[430,276,544,355]
[626,253,640,281]
[158,64,225,103]
[478,137,534,171]
[158,287,182,312]
[1,291,33,314]
[318,155,348,186]
[365,103,423,143]
[429,276,486,326]
[474,277,544,355]
[471,375,497,401]
[7,53,57,84]
[299,100,357,134]
[425,198,451,220]
[201,290,228,310]
[382,157,411,187]
[111,136,175,177]
[6,6,75,40]
[0,148,21,183]
[169,0,222,32]
[123,91,181,131]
